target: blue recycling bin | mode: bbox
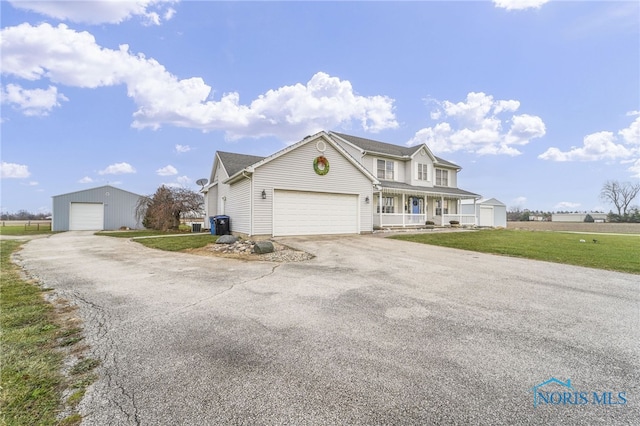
[210,215,231,235]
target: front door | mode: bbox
[412,198,420,214]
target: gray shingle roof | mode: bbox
[330,132,420,157]
[378,180,480,198]
[217,151,265,177]
[330,131,460,168]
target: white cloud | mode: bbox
[512,196,527,208]
[539,116,639,169]
[555,201,581,210]
[98,162,136,175]
[408,92,545,156]
[619,116,640,146]
[176,175,191,185]
[175,144,191,153]
[493,0,550,11]
[21,181,39,186]
[1,84,68,116]
[9,0,178,25]
[628,159,640,178]
[156,165,178,176]
[1,161,30,178]
[0,23,398,140]
[78,176,94,183]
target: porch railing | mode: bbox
[442,214,476,226]
[374,213,427,227]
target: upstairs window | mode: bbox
[417,164,428,181]
[436,169,448,186]
[377,159,395,180]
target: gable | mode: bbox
[224,132,378,184]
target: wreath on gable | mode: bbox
[313,156,330,175]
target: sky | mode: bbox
[1,0,639,215]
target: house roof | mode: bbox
[329,131,460,169]
[378,180,480,199]
[52,184,142,199]
[462,197,506,206]
[217,151,265,177]
[222,131,379,185]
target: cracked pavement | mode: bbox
[16,231,640,425]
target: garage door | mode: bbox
[273,190,358,236]
[479,206,494,227]
[69,203,104,230]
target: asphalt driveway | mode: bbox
[16,232,639,425]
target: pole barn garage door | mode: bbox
[273,190,358,236]
[69,203,104,230]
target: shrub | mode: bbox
[449,220,460,225]
[425,221,435,225]
[584,214,594,223]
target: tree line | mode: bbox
[0,210,51,221]
[508,180,640,223]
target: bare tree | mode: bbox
[600,180,640,216]
[136,185,204,231]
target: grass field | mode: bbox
[0,224,53,235]
[391,229,640,274]
[0,240,98,425]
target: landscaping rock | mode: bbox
[253,241,274,254]
[216,235,239,244]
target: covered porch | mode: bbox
[373,182,480,228]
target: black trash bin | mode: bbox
[211,215,231,235]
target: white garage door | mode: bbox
[273,190,358,236]
[69,203,104,230]
[479,206,494,227]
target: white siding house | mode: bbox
[202,131,481,236]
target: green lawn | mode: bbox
[391,229,640,274]
[1,240,99,425]
[133,234,218,251]
[0,224,53,235]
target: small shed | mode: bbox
[461,198,507,228]
[52,185,142,231]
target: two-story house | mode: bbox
[202,131,480,236]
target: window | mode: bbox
[435,200,448,216]
[377,159,394,180]
[436,169,448,186]
[377,197,395,214]
[417,163,428,181]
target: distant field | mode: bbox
[507,221,640,234]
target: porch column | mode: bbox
[440,195,444,226]
[402,193,405,227]
[379,191,383,226]
[424,195,427,223]
[473,198,477,226]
